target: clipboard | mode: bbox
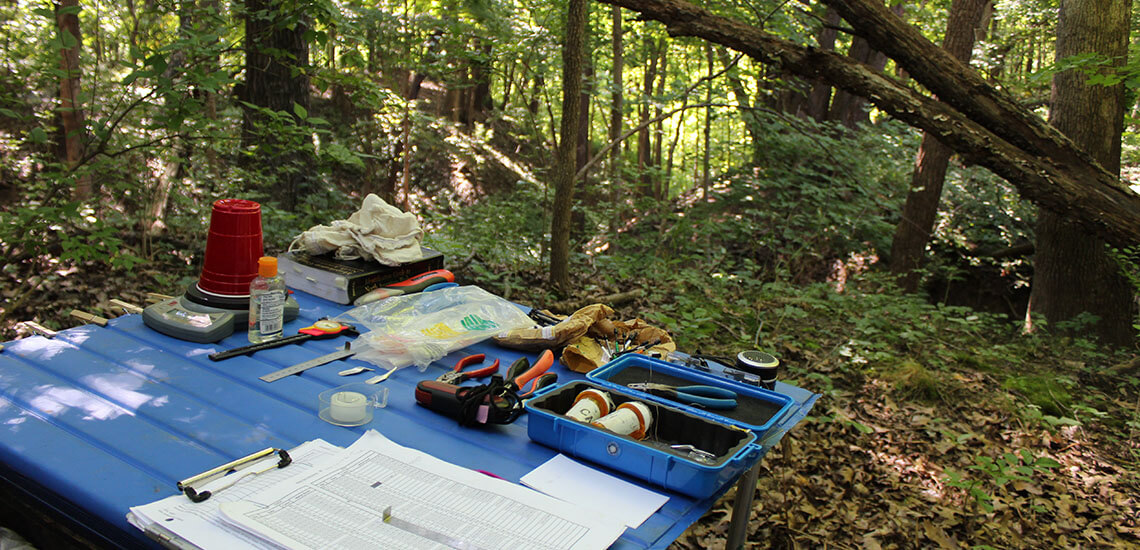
[128,439,340,550]
[177,447,292,503]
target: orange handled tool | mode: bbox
[353,269,456,306]
[506,349,554,394]
[436,354,500,385]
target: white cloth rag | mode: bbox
[289,194,425,265]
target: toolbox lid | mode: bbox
[587,354,796,435]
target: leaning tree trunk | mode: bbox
[595,0,1140,249]
[1027,0,1134,347]
[549,0,588,290]
[890,0,991,293]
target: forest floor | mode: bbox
[1,256,1139,550]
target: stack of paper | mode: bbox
[128,439,344,550]
[129,431,626,550]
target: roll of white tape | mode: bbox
[329,391,367,424]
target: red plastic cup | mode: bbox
[196,199,264,297]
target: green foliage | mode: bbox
[423,180,550,296]
[1004,374,1073,418]
[0,199,143,270]
[944,449,1061,514]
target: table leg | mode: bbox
[725,460,762,550]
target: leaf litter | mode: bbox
[1,253,1138,550]
[669,359,1140,549]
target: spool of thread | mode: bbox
[737,350,780,390]
[329,391,368,424]
[592,401,653,440]
[566,389,614,422]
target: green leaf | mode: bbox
[0,108,18,118]
[307,117,329,126]
[1033,457,1062,469]
[60,30,78,49]
[1042,415,1081,426]
[293,102,308,120]
[28,127,48,144]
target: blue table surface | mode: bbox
[0,290,816,549]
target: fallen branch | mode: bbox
[594,0,1140,247]
[549,289,644,313]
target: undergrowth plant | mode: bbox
[943,450,1062,514]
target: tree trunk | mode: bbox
[240,0,313,211]
[715,47,762,161]
[1027,0,1134,347]
[549,0,588,290]
[608,6,625,237]
[702,43,712,201]
[890,0,990,292]
[595,0,1140,248]
[637,38,658,197]
[577,49,593,185]
[652,43,667,200]
[146,0,196,237]
[55,0,90,199]
[827,3,903,129]
[609,6,624,211]
[805,8,841,122]
[500,59,515,110]
[201,0,220,176]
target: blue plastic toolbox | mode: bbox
[525,353,796,498]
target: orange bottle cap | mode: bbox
[258,256,278,278]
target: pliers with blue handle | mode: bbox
[627,383,738,410]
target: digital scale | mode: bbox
[142,284,300,343]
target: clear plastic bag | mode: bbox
[335,286,535,370]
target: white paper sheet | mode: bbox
[127,439,344,550]
[521,454,669,529]
[219,430,626,550]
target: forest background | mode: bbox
[1,0,1139,547]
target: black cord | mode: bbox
[528,309,561,327]
[455,375,524,426]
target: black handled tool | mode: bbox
[209,320,357,361]
[414,377,523,426]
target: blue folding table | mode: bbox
[0,290,815,549]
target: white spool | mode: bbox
[592,401,653,440]
[566,389,614,422]
[329,391,367,424]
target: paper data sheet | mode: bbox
[220,430,625,550]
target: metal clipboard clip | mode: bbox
[177,447,292,503]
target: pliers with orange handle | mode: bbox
[505,349,557,397]
[436,354,500,385]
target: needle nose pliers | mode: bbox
[436,354,500,385]
[627,383,738,410]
